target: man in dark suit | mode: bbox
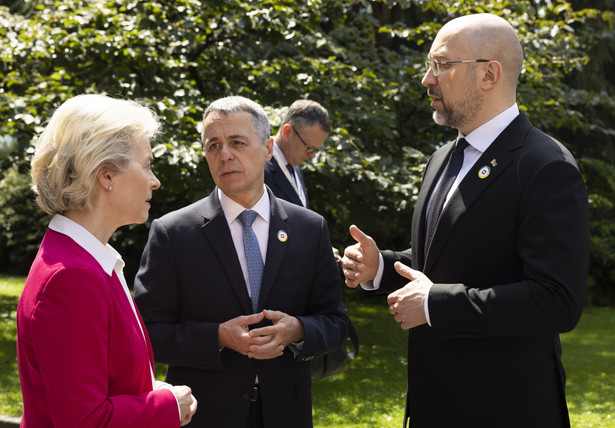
[341,13,589,428]
[134,96,348,428]
[264,99,331,209]
[265,100,342,262]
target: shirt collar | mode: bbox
[273,143,289,166]
[217,186,271,226]
[48,214,122,277]
[460,104,520,153]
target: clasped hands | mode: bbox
[218,309,304,359]
[341,225,429,330]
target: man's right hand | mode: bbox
[341,225,380,288]
[218,312,266,355]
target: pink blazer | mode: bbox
[17,229,180,427]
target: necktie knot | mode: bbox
[238,209,258,228]
[455,138,469,153]
[286,164,295,178]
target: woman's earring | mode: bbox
[107,186,112,191]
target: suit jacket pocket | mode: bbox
[460,345,537,377]
[274,269,313,291]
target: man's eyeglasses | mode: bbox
[425,58,490,76]
[291,125,324,155]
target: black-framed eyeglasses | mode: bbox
[291,125,324,154]
[425,58,490,77]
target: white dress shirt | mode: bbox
[364,104,520,325]
[218,187,304,358]
[218,187,270,299]
[273,143,307,207]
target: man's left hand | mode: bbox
[247,309,304,359]
[387,262,431,329]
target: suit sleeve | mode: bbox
[377,248,413,294]
[29,266,179,428]
[429,158,589,335]
[294,217,350,359]
[134,219,224,369]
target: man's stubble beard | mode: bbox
[432,77,482,130]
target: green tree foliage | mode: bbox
[564,0,615,305]
[1,0,614,303]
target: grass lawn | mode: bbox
[1,275,614,427]
[0,276,24,418]
[562,307,615,428]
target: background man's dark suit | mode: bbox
[377,112,589,427]
[264,156,309,208]
[134,187,348,428]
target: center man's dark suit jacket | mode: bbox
[377,112,589,428]
[134,187,348,428]
[264,155,309,208]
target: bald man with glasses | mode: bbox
[342,13,589,428]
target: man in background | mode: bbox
[264,99,330,209]
[265,100,340,260]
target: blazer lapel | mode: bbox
[199,189,253,314]
[270,156,304,206]
[258,188,291,311]
[423,113,531,273]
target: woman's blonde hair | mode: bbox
[31,94,161,215]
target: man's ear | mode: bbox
[281,123,293,138]
[481,60,502,91]
[264,137,274,162]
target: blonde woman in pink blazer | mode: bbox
[17,94,197,427]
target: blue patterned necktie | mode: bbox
[238,210,264,312]
[424,138,469,257]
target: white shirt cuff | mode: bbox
[424,284,432,326]
[358,253,432,326]
[360,253,385,290]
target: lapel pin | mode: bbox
[277,230,288,242]
[478,165,491,179]
[490,159,497,167]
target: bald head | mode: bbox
[437,14,523,89]
[423,13,523,134]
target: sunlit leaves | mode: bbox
[0,0,614,291]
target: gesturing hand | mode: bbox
[387,262,431,329]
[341,225,380,288]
